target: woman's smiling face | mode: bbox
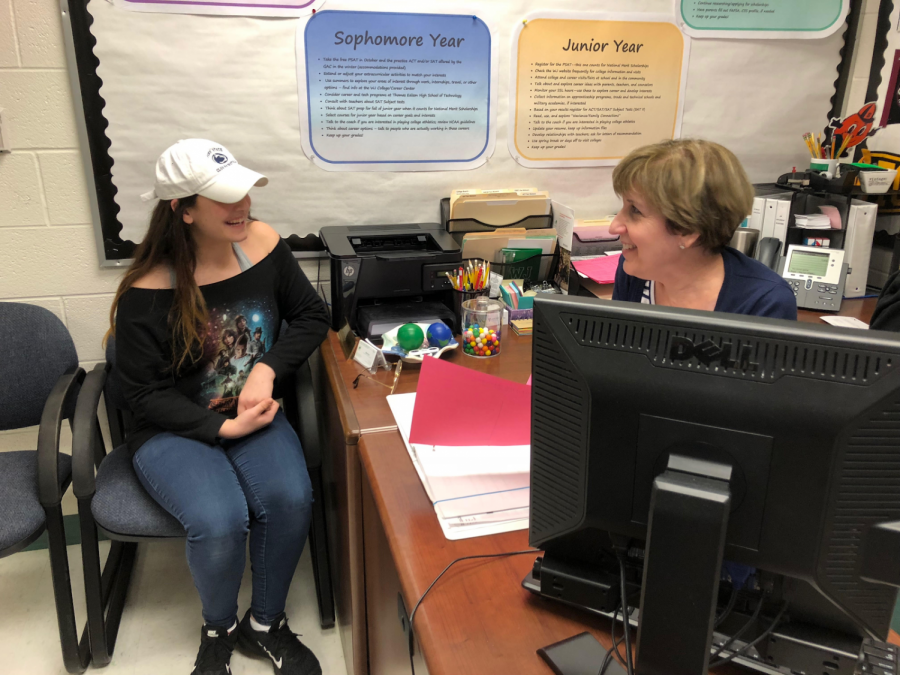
[609,190,697,280]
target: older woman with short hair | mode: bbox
[610,139,797,320]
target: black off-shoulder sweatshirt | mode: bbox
[115,240,330,451]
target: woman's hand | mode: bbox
[219,398,279,439]
[238,362,276,415]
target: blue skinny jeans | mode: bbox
[133,411,312,627]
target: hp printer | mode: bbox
[320,223,463,339]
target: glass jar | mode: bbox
[461,297,503,358]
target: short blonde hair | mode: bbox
[612,139,754,252]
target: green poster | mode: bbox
[679,0,848,37]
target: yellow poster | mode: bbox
[509,14,690,167]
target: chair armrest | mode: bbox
[71,363,111,500]
[37,366,85,507]
[284,350,324,469]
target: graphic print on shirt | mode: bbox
[197,297,277,415]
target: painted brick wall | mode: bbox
[0,0,122,460]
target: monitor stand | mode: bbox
[537,455,732,675]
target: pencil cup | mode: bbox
[453,287,489,331]
[461,297,503,358]
[811,158,839,180]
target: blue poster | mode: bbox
[297,10,495,171]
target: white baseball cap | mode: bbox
[140,139,268,204]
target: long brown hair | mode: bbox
[106,196,208,372]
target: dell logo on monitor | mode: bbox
[669,336,759,373]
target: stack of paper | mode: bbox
[387,358,532,540]
[511,319,533,336]
[820,316,869,329]
[794,213,832,229]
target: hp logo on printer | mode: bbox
[343,265,356,278]
[669,336,759,373]
[212,153,228,165]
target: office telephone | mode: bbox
[777,245,848,312]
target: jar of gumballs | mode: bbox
[460,296,503,358]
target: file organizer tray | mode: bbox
[440,197,554,238]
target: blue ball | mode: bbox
[426,322,452,348]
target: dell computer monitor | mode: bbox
[530,295,900,674]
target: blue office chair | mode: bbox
[0,302,89,673]
[71,339,334,667]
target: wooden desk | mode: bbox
[320,331,532,675]
[322,296,879,675]
[360,431,614,675]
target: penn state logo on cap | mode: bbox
[140,139,268,204]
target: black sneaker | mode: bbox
[191,624,237,675]
[237,610,322,675]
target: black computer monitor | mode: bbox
[528,295,900,675]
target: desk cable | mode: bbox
[709,601,789,668]
[613,552,635,675]
[709,591,764,661]
[406,549,539,675]
[598,599,627,675]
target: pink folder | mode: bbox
[572,254,622,285]
[409,358,532,447]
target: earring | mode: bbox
[679,244,685,250]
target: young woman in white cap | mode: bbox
[107,139,330,675]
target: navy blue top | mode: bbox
[611,246,798,320]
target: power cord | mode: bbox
[709,592,764,659]
[709,602,789,668]
[714,585,738,629]
[607,534,635,675]
[615,552,635,675]
[597,600,626,675]
[407,549,539,675]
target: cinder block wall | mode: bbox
[0,0,122,458]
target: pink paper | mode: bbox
[572,254,622,285]
[409,357,532,447]
[526,375,532,386]
[819,205,842,229]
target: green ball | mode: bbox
[397,323,425,351]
